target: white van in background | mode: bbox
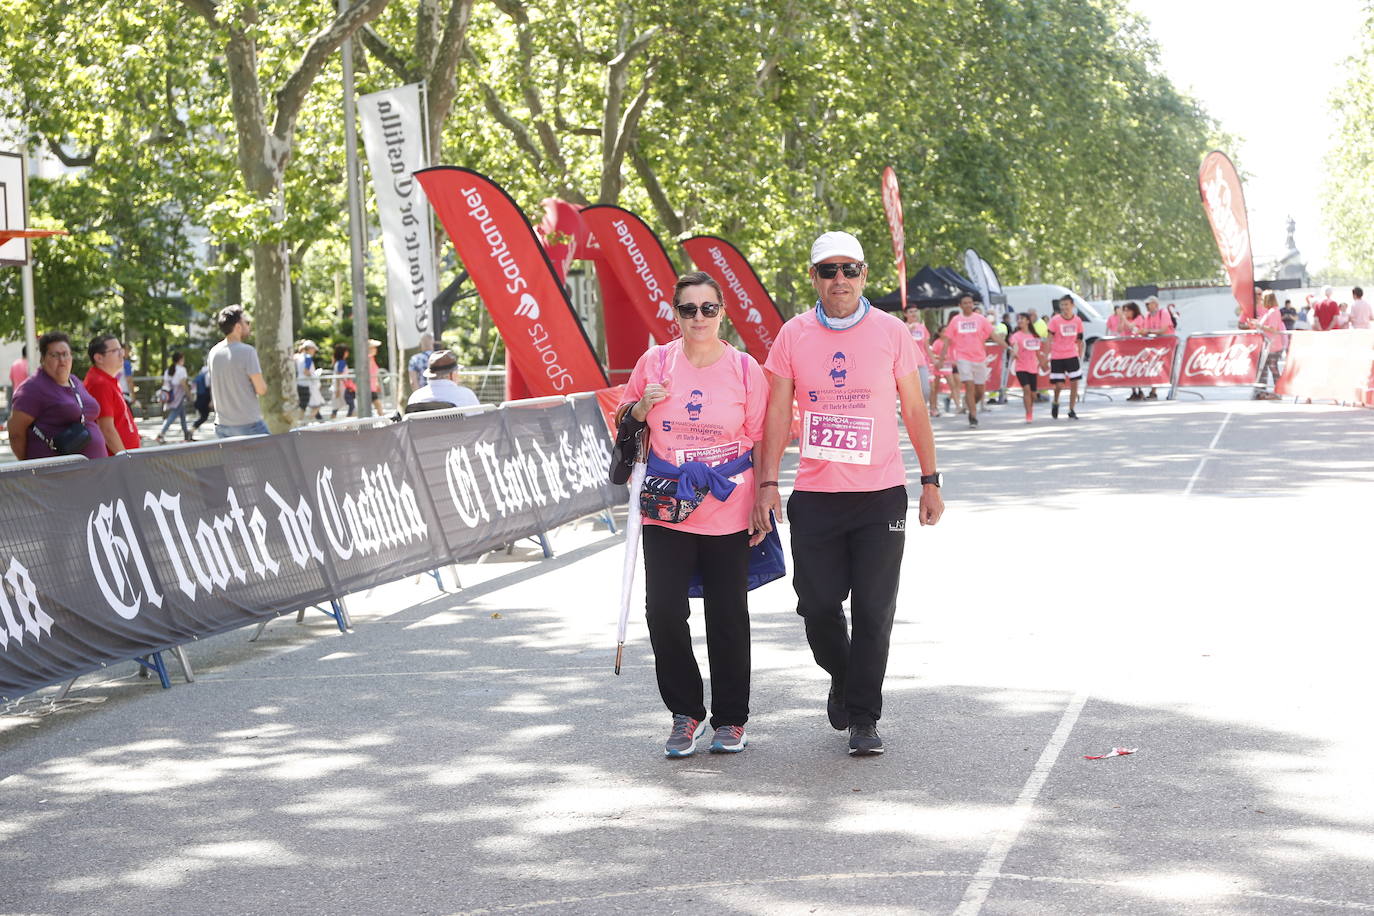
[1001,284,1108,349]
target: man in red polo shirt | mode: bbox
[84,334,141,455]
[1312,287,1339,331]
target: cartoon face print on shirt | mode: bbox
[829,352,848,388]
[684,388,707,422]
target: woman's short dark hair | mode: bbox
[672,271,724,308]
[38,331,70,358]
[217,305,246,336]
[87,334,118,361]
[1123,302,1141,319]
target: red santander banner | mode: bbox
[416,167,607,395]
[881,167,907,309]
[1087,336,1179,388]
[579,205,681,344]
[682,235,784,361]
[1177,333,1263,387]
[1198,151,1256,321]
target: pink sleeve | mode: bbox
[742,355,767,442]
[620,348,654,410]
[763,321,795,379]
[893,321,919,378]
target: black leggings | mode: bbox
[642,525,750,728]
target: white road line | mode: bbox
[1182,410,1232,496]
[1206,410,1233,450]
[953,689,1090,916]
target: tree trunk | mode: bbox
[253,238,296,432]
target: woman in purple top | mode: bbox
[6,331,106,461]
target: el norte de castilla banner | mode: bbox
[0,399,623,700]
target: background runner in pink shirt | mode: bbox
[1010,313,1048,422]
[942,294,1008,428]
[1046,295,1085,418]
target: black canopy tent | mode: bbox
[872,265,982,311]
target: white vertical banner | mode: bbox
[358,83,435,349]
[963,248,992,311]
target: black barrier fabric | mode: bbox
[406,400,625,562]
[288,423,447,592]
[0,401,622,699]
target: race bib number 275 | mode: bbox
[801,411,874,465]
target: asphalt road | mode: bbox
[2,392,1372,916]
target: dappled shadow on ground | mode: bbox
[2,572,1371,916]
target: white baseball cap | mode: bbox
[810,231,864,265]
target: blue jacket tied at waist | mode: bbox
[644,449,754,501]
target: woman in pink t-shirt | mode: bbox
[1120,302,1147,401]
[1009,313,1048,422]
[902,303,937,418]
[931,320,963,415]
[619,271,767,758]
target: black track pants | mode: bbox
[642,525,750,728]
[786,486,908,726]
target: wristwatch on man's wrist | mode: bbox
[919,472,943,488]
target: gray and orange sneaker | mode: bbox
[665,714,706,758]
[708,725,747,754]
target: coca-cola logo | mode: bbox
[1091,345,1171,380]
[1182,341,1258,379]
[1200,161,1250,270]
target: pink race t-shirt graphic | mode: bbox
[1047,314,1084,359]
[765,309,918,493]
[622,340,766,535]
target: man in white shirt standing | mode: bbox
[1348,287,1371,330]
[406,350,479,411]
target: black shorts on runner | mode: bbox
[1049,357,1082,381]
[1015,370,1039,391]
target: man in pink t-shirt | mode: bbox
[1349,287,1372,329]
[943,293,1009,429]
[754,231,942,757]
[1046,294,1085,418]
[8,346,28,397]
[1139,296,1175,399]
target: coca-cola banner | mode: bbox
[417,167,607,396]
[1086,336,1180,388]
[1175,333,1264,388]
[580,205,682,345]
[881,167,907,311]
[681,235,784,361]
[0,402,624,700]
[1198,151,1256,321]
[1276,329,1374,405]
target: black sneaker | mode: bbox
[1051,403,1059,419]
[1067,409,1078,420]
[828,678,848,730]
[968,415,978,428]
[848,723,884,756]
